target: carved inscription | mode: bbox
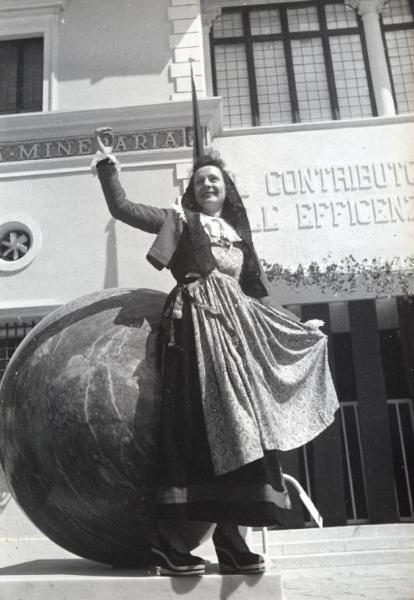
[0,129,188,162]
[295,196,414,229]
[254,161,414,231]
[266,162,414,195]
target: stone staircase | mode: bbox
[253,522,414,569]
[1,500,413,600]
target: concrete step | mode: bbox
[268,548,414,570]
[196,523,414,562]
[283,563,414,600]
[1,537,78,566]
[2,524,413,600]
[4,524,413,571]
[263,535,414,555]
[260,522,414,542]
[0,560,284,600]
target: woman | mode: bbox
[93,128,338,576]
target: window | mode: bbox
[0,1,66,113]
[381,0,414,114]
[0,321,36,380]
[0,37,44,115]
[210,1,376,128]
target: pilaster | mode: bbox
[201,5,222,95]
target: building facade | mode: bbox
[1,0,413,529]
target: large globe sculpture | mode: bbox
[0,288,211,566]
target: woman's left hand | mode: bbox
[95,127,114,154]
[304,319,325,330]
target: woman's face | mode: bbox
[193,166,226,216]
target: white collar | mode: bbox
[199,213,241,243]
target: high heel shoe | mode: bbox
[212,526,265,574]
[150,533,205,576]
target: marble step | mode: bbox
[282,563,414,600]
[3,524,413,567]
[2,524,413,600]
[195,524,414,569]
[254,533,414,556]
[196,523,414,559]
[267,547,414,570]
[3,540,412,574]
[0,561,284,600]
[258,523,414,542]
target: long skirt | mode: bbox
[156,271,338,526]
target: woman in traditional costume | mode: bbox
[94,128,338,576]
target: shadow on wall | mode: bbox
[103,219,118,289]
[59,0,187,82]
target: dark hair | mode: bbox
[181,155,252,243]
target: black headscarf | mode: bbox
[180,155,269,298]
[181,155,254,248]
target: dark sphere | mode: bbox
[0,288,211,566]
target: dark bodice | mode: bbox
[168,225,247,284]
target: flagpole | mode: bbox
[189,58,204,163]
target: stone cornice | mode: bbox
[0,98,222,142]
[0,0,67,12]
[0,98,223,177]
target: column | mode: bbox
[302,303,347,526]
[348,0,395,116]
[348,299,398,523]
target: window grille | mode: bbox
[0,321,37,380]
[379,324,413,520]
[331,331,368,523]
[210,1,376,127]
[388,399,414,520]
[0,37,43,115]
[339,401,368,523]
[381,0,414,114]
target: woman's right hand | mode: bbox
[95,127,114,154]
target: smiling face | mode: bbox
[193,165,226,217]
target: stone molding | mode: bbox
[0,98,223,177]
[204,0,292,8]
[0,0,67,18]
[201,5,222,29]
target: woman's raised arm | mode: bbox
[94,128,168,234]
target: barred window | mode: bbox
[0,37,44,115]
[0,321,36,380]
[381,0,414,114]
[211,1,376,128]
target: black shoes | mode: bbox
[212,526,265,574]
[151,526,265,576]
[150,534,205,576]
